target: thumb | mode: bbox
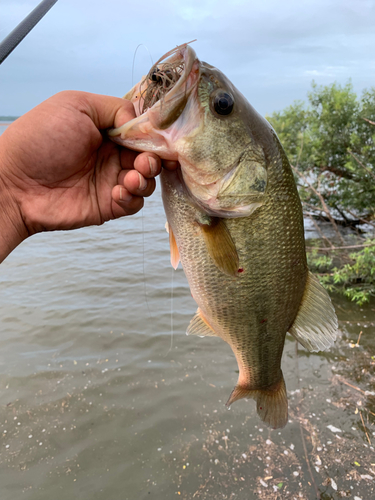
[57,91,137,131]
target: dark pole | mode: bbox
[0,0,58,65]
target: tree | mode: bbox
[267,82,375,305]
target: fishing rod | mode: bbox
[0,0,58,65]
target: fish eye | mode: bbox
[212,91,234,116]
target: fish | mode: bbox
[109,42,338,429]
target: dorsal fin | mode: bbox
[186,308,217,337]
[199,218,239,277]
[289,271,338,352]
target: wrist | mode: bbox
[0,140,28,262]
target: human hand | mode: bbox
[0,91,176,261]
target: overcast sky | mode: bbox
[1,0,374,117]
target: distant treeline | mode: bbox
[0,116,18,121]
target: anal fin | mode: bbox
[226,374,288,429]
[289,271,338,352]
[186,308,217,337]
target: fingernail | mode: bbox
[138,172,148,191]
[148,157,157,176]
[120,187,132,202]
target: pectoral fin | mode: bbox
[186,308,217,337]
[199,218,239,276]
[165,222,180,270]
[289,271,338,352]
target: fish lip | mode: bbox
[108,42,200,139]
[148,42,199,115]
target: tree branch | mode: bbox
[362,117,375,126]
[306,214,334,249]
[348,150,375,181]
[320,164,355,180]
[310,243,375,251]
[292,165,345,244]
[344,207,375,228]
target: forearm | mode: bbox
[0,136,28,263]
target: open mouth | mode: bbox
[108,41,199,142]
[136,40,197,116]
[139,51,185,115]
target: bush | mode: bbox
[268,82,375,304]
[308,243,375,305]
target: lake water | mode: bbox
[0,124,374,500]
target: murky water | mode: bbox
[0,124,374,500]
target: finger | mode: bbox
[134,153,162,178]
[118,169,156,197]
[120,150,162,178]
[163,160,180,171]
[111,187,144,216]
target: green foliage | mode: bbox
[332,244,375,305]
[306,248,333,273]
[307,242,375,305]
[268,81,375,304]
[267,82,375,223]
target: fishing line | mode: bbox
[165,265,174,356]
[132,43,153,86]
[141,208,152,320]
[295,341,321,499]
[131,44,154,320]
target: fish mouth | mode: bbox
[135,40,198,117]
[108,41,200,147]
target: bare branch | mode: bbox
[291,165,346,244]
[307,214,334,249]
[363,117,375,127]
[302,201,326,215]
[348,150,375,181]
[345,207,375,228]
[312,243,375,251]
[335,374,367,394]
[360,411,371,446]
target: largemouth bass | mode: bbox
[109,42,338,429]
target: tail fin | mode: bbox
[226,374,288,429]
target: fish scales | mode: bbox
[161,136,307,392]
[109,42,338,428]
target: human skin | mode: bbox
[0,91,178,263]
